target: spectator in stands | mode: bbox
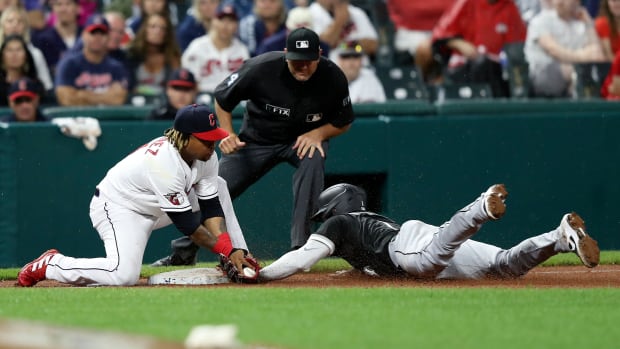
[176,0,220,51]
[595,0,620,61]
[426,0,527,98]
[309,0,379,63]
[1,77,47,122]
[255,5,330,57]
[181,3,249,94]
[525,0,605,98]
[0,34,42,106]
[238,0,287,56]
[127,13,181,97]
[69,11,131,70]
[46,0,97,28]
[0,5,53,93]
[514,0,553,24]
[55,13,129,106]
[600,50,620,98]
[149,67,198,119]
[31,0,82,77]
[105,11,130,54]
[127,0,174,39]
[335,41,386,103]
[385,0,452,65]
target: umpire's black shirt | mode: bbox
[213,51,355,145]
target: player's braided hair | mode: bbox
[164,128,190,150]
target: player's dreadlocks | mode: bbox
[164,128,190,150]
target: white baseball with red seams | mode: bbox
[243,267,256,278]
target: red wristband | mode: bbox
[211,232,233,257]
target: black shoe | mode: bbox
[150,254,197,267]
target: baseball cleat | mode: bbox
[17,249,59,287]
[559,212,600,268]
[482,184,508,220]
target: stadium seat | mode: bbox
[574,62,611,99]
[429,83,493,102]
[375,66,429,100]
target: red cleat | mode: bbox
[17,249,59,287]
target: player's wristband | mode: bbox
[211,232,233,257]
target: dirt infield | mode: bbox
[3,265,619,288]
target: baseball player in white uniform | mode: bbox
[181,3,250,94]
[259,183,600,281]
[18,104,254,287]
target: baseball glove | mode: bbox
[218,253,261,284]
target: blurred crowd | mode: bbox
[1,0,620,123]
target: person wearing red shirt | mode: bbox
[595,0,620,61]
[385,0,452,64]
[422,0,527,97]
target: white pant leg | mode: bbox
[394,29,432,54]
[389,193,490,278]
[46,195,156,286]
[436,240,502,279]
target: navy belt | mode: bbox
[94,188,100,197]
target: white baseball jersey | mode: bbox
[96,136,220,217]
[348,68,387,104]
[309,2,379,63]
[181,35,250,93]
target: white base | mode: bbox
[148,267,230,285]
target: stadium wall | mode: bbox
[0,100,618,267]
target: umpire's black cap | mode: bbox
[174,104,229,141]
[286,27,320,61]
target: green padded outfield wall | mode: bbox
[1,100,619,267]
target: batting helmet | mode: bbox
[311,183,367,222]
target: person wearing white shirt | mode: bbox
[336,41,386,103]
[182,3,250,94]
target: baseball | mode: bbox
[243,267,256,278]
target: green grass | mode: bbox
[1,252,619,349]
[1,287,619,349]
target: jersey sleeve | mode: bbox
[149,171,192,213]
[193,155,220,200]
[140,141,193,213]
[213,56,255,112]
[432,0,469,41]
[329,65,355,128]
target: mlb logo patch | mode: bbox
[296,40,309,49]
[306,113,322,122]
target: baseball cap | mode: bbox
[286,27,320,61]
[338,41,363,58]
[8,78,39,101]
[84,14,109,33]
[285,7,313,31]
[174,104,229,141]
[215,3,238,20]
[167,68,197,89]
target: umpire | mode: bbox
[152,27,354,266]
